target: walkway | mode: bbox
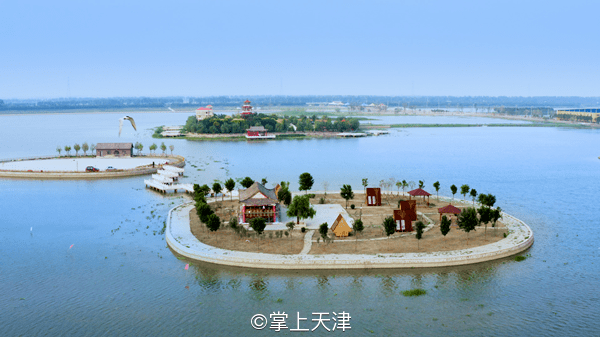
[300,230,314,255]
[166,201,534,270]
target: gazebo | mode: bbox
[437,204,462,222]
[408,188,431,205]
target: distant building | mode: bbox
[241,100,253,116]
[238,182,281,223]
[556,108,600,123]
[246,126,275,139]
[96,143,133,157]
[195,105,214,120]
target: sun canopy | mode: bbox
[408,188,431,197]
[438,204,462,214]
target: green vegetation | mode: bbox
[457,207,479,246]
[182,113,360,134]
[433,181,440,200]
[240,177,254,188]
[514,255,526,262]
[383,216,396,237]
[402,289,427,297]
[460,184,470,201]
[340,184,354,209]
[319,223,328,241]
[415,221,426,250]
[225,178,235,201]
[450,184,457,201]
[287,195,316,225]
[299,172,314,194]
[440,215,451,241]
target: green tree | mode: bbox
[383,216,396,238]
[225,178,236,201]
[261,177,268,185]
[212,182,223,202]
[73,143,81,156]
[319,223,328,242]
[64,145,71,156]
[56,146,62,156]
[340,184,354,209]
[277,186,292,206]
[362,178,368,194]
[418,180,425,189]
[457,207,479,246]
[460,184,470,201]
[249,217,267,249]
[137,143,143,155]
[415,221,426,250]
[287,195,316,224]
[433,181,440,200]
[160,142,167,155]
[206,213,221,233]
[82,142,89,156]
[478,205,491,240]
[402,180,408,194]
[169,144,174,155]
[299,172,314,194]
[352,219,364,250]
[396,181,402,195]
[440,215,451,244]
[90,144,96,156]
[470,189,478,206]
[149,143,157,154]
[450,184,458,201]
[196,202,213,224]
[240,177,254,188]
[491,206,503,236]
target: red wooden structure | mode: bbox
[239,182,279,223]
[366,188,381,206]
[393,210,413,232]
[437,204,461,222]
[241,99,253,116]
[408,188,431,205]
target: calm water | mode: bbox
[1,112,599,336]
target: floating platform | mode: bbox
[337,132,367,137]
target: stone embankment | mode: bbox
[0,155,185,179]
[166,201,534,270]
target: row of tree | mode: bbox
[182,114,360,134]
[133,142,175,155]
[56,143,93,156]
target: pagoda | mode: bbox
[241,100,253,117]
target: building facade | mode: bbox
[96,143,133,157]
[556,108,600,123]
[195,105,214,121]
[239,182,281,223]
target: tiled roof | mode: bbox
[239,182,278,204]
[96,143,133,150]
[438,204,462,214]
[408,188,431,196]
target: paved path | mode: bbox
[300,230,314,255]
[166,201,534,270]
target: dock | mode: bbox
[144,165,192,194]
[337,132,367,138]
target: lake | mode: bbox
[1,112,599,336]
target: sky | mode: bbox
[1,0,599,99]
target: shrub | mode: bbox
[514,256,526,262]
[307,193,316,198]
[301,227,306,233]
[402,289,427,297]
[229,217,238,229]
[319,197,326,204]
[350,204,355,209]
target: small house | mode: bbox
[96,143,133,157]
[393,210,413,232]
[330,213,354,237]
[245,126,275,139]
[366,187,381,206]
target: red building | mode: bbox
[246,126,275,139]
[366,188,382,206]
[239,182,281,223]
[241,100,253,116]
[395,200,417,232]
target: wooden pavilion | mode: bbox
[408,188,431,206]
[437,204,462,222]
[238,182,280,223]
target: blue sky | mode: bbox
[1,0,599,98]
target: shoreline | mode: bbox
[0,155,185,179]
[166,196,534,270]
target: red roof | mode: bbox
[196,107,212,110]
[408,188,431,196]
[438,204,462,214]
[244,100,251,103]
